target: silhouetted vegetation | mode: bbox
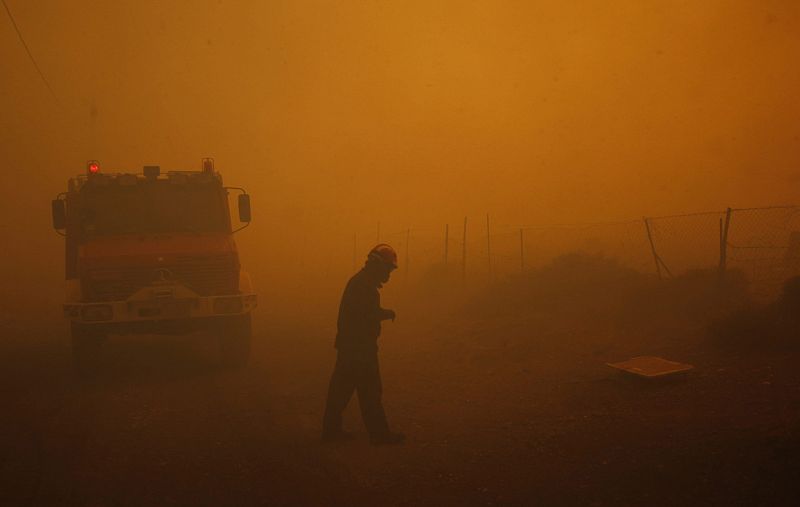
[711,276,800,349]
[468,252,750,336]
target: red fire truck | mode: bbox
[51,159,256,371]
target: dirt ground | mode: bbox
[1,298,799,506]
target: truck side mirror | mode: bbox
[52,199,66,229]
[238,194,251,223]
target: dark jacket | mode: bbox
[335,268,392,354]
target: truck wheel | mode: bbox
[218,313,251,368]
[71,321,106,376]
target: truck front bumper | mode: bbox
[64,293,257,324]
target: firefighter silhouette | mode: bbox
[322,244,405,445]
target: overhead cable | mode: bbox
[2,0,60,104]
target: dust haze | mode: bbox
[1,1,800,505]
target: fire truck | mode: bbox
[51,159,257,371]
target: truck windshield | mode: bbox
[78,183,229,236]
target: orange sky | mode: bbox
[1,0,799,297]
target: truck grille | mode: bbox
[85,255,239,301]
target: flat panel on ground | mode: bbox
[607,356,693,378]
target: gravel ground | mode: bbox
[1,306,799,506]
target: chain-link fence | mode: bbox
[645,211,727,276]
[340,205,800,301]
[727,206,800,299]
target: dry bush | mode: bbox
[710,276,800,349]
[465,252,750,334]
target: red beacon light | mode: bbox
[202,157,215,173]
[87,160,100,175]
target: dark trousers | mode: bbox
[322,351,389,436]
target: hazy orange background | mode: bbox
[1,1,799,306]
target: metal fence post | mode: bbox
[644,217,662,279]
[486,214,492,279]
[444,224,449,265]
[462,217,468,282]
[405,228,410,282]
[719,208,732,280]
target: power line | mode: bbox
[2,0,59,104]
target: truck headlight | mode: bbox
[81,304,113,322]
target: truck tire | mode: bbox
[71,321,106,376]
[218,313,251,368]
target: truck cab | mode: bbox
[51,159,256,371]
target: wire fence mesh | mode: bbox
[646,211,727,275]
[727,206,800,300]
[338,205,800,302]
